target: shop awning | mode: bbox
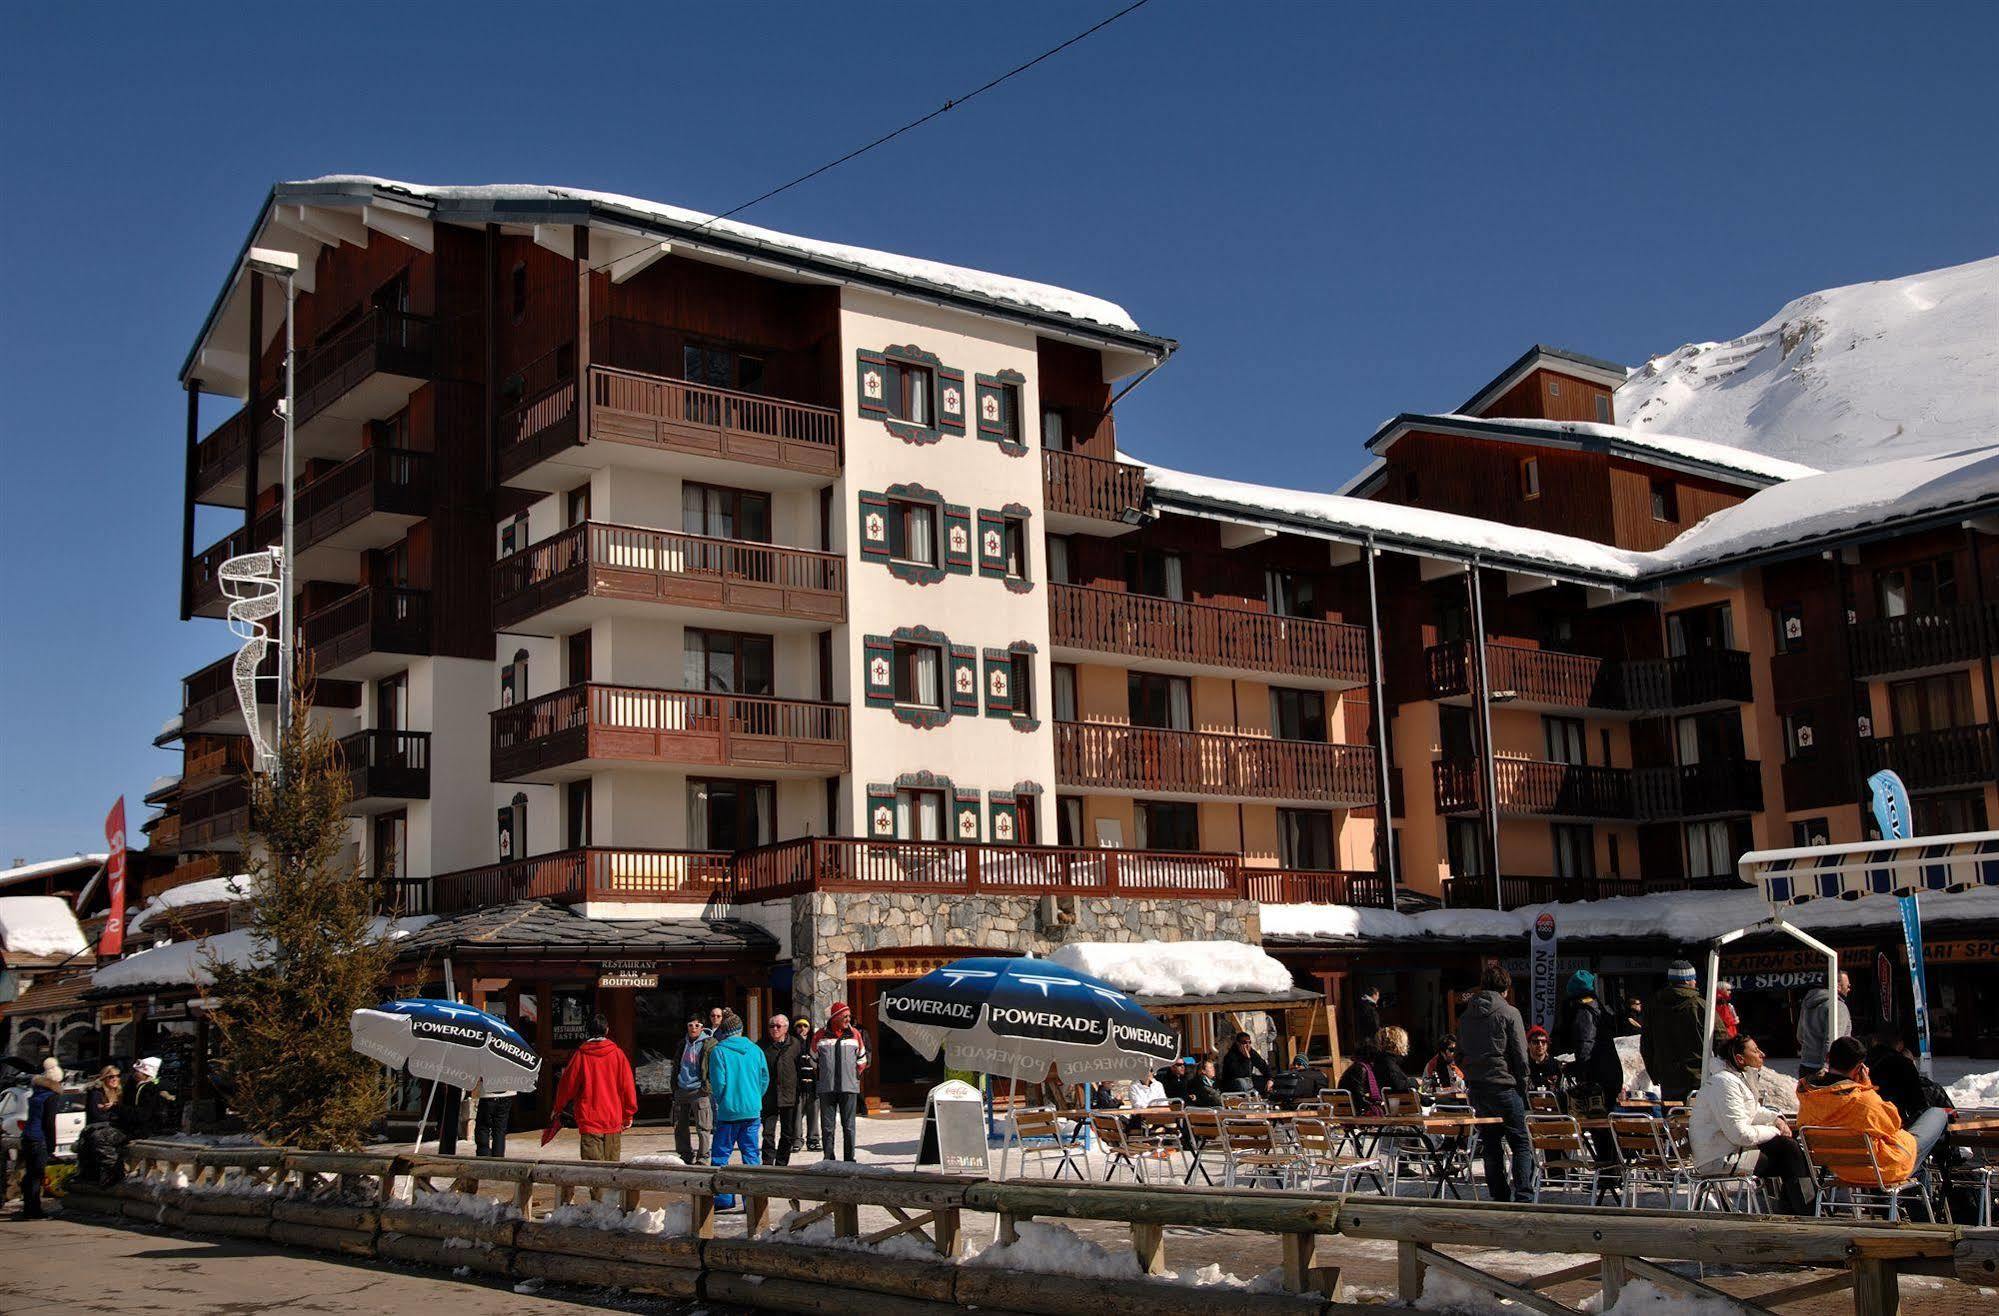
[1741,830,1999,905]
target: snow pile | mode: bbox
[542,1196,690,1235]
[297,177,1143,333]
[1048,940,1294,998]
[1618,255,1999,471]
[761,1210,941,1262]
[1585,1277,1751,1314]
[412,1188,519,1222]
[146,773,181,797]
[158,713,183,740]
[1947,1070,1999,1108]
[127,875,252,937]
[0,895,88,959]
[1423,414,1820,483]
[966,1220,1271,1288]
[91,915,434,992]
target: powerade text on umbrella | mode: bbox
[350,999,541,1093]
[879,957,1178,1083]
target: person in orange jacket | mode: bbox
[1796,1036,1949,1186]
[548,1013,638,1164]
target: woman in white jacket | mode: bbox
[1688,1034,1815,1214]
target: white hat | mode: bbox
[133,1056,162,1079]
[40,1057,64,1084]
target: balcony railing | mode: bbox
[149,815,182,854]
[1859,726,1998,792]
[491,684,849,781]
[181,652,360,731]
[1633,759,1764,821]
[300,586,433,676]
[733,838,1247,902]
[1048,584,1369,684]
[1427,641,1626,710]
[406,846,737,915]
[341,729,431,804]
[1434,757,1635,819]
[183,738,254,788]
[494,522,844,631]
[1055,722,1377,805]
[1442,871,1749,909]
[497,362,841,484]
[179,778,251,850]
[1621,649,1756,711]
[1042,449,1147,523]
[1242,868,1393,907]
[1849,603,1999,680]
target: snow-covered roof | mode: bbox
[90,915,434,994]
[1260,882,1999,948]
[1618,254,1999,471]
[1457,344,1632,417]
[0,896,88,961]
[126,875,252,938]
[1367,413,1819,486]
[155,713,183,746]
[1047,940,1295,998]
[0,854,108,892]
[146,773,182,797]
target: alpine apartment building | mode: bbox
[120,179,1998,1110]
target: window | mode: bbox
[1040,409,1065,451]
[1052,663,1078,723]
[1684,819,1737,880]
[1890,671,1975,734]
[1003,516,1029,580]
[1519,457,1541,500]
[1439,705,1476,762]
[376,673,408,732]
[1547,378,1561,397]
[1774,603,1806,654]
[1277,809,1335,870]
[896,788,946,841]
[1543,614,1575,649]
[566,484,592,528]
[510,262,528,320]
[1265,570,1320,619]
[499,513,530,558]
[567,630,592,685]
[1057,795,1084,846]
[886,359,932,425]
[1447,818,1487,877]
[1675,709,1744,765]
[684,629,774,696]
[1667,603,1735,656]
[689,779,774,850]
[1015,795,1039,845]
[1791,817,1830,848]
[1543,715,1587,765]
[564,780,592,849]
[1594,394,1612,422]
[1046,534,1074,584]
[500,649,529,708]
[1270,687,1327,741]
[1128,672,1192,730]
[1135,800,1199,852]
[1009,651,1034,719]
[989,381,1020,442]
[1552,824,1596,879]
[373,811,408,881]
[1124,548,1185,601]
[892,641,943,708]
[1606,832,1621,876]
[887,498,938,566]
[1650,478,1679,522]
[684,343,764,394]
[1914,791,1989,836]
[682,482,770,543]
[1784,713,1816,759]
[497,792,527,862]
[1877,557,1958,618]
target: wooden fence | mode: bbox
[61,1141,1999,1315]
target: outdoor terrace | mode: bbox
[490,684,849,783]
[1048,583,1370,686]
[1054,721,1378,807]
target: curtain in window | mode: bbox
[907,504,936,564]
[1053,666,1077,722]
[898,791,943,841]
[1162,554,1185,602]
[914,647,941,707]
[753,783,775,847]
[1168,678,1191,732]
[687,782,710,849]
[1047,536,1071,584]
[1676,716,1702,766]
[1686,820,1729,879]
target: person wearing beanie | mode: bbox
[1559,970,1623,1114]
[1525,1025,1567,1097]
[706,1011,770,1208]
[1641,961,1717,1102]
[18,1060,63,1218]
[812,1002,869,1162]
[123,1056,176,1138]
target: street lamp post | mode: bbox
[247,247,300,754]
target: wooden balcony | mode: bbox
[1442,871,1747,909]
[183,737,254,790]
[1849,603,1999,680]
[180,651,360,734]
[732,838,1246,902]
[190,448,434,616]
[341,730,431,812]
[1242,868,1393,907]
[301,586,433,681]
[1633,759,1764,821]
[493,522,844,633]
[497,363,841,490]
[179,777,251,851]
[1427,641,1629,713]
[148,814,182,854]
[192,309,436,505]
[491,684,849,783]
[167,853,222,886]
[405,847,736,916]
[1859,726,1997,792]
[1621,649,1756,712]
[1042,449,1148,531]
[1049,584,1369,687]
[1054,721,1378,806]
[1433,757,1635,820]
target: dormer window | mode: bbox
[1520,457,1541,500]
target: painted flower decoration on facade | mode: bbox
[994,812,1015,841]
[982,528,1002,559]
[942,385,962,415]
[954,666,976,694]
[988,668,1009,698]
[958,810,979,840]
[981,394,1000,423]
[863,369,883,401]
[870,655,891,687]
[949,525,970,554]
[872,805,894,836]
[864,511,886,543]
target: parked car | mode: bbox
[0,1082,87,1160]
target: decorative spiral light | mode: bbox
[219,547,284,771]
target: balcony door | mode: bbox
[896,788,946,842]
[1277,808,1335,870]
[1446,818,1487,877]
[1123,549,1185,602]
[682,482,771,544]
[1129,673,1191,731]
[1270,687,1327,742]
[1666,603,1735,656]
[373,810,407,881]
[683,343,766,395]
[1439,705,1476,763]
[1543,715,1587,765]
[684,629,774,697]
[1551,823,1595,879]
[1134,800,1199,852]
[1876,557,1957,618]
[376,673,407,733]
[1684,818,1749,882]
[1675,709,1744,766]
[1889,671,1975,735]
[688,779,773,851]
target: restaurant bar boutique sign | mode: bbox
[598,960,660,990]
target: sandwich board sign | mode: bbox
[916,1078,989,1175]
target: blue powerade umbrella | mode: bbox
[878,956,1178,1084]
[351,999,541,1149]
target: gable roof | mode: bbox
[1457,344,1630,417]
[1365,413,1819,488]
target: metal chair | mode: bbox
[1528,1114,1614,1205]
[1799,1125,1934,1222]
[1009,1108,1085,1181]
[1292,1116,1388,1193]
[1608,1113,1686,1208]
[1181,1107,1229,1185]
[1090,1113,1180,1184]
[1529,1090,1562,1115]
[1221,1117,1296,1189]
[1384,1090,1423,1116]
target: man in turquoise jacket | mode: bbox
[706,1010,770,1209]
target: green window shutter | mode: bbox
[953,789,983,843]
[949,645,980,715]
[944,505,974,575]
[975,370,1026,454]
[938,366,967,436]
[977,511,1007,578]
[863,635,895,707]
[856,350,889,418]
[983,648,1015,718]
[858,492,891,563]
[865,785,897,838]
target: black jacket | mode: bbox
[1459,990,1529,1092]
[1355,998,1381,1048]
[1219,1046,1272,1092]
[1561,996,1625,1099]
[1640,984,1712,1100]
[760,1035,806,1110]
[1865,1044,1948,1126]
[1269,1065,1320,1108]
[1157,1066,1191,1101]
[1185,1074,1224,1107]
[793,1030,818,1095]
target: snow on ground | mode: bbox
[542,1196,689,1234]
[1948,1069,1999,1108]
[298,177,1143,333]
[412,1187,520,1222]
[91,915,434,991]
[1618,254,1999,471]
[0,894,88,958]
[1048,939,1293,997]
[126,874,252,937]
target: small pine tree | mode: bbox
[206,684,396,1149]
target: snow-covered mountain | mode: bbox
[1616,255,1998,470]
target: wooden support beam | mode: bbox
[1130,1222,1166,1276]
[1416,1246,1574,1316]
[998,1211,1024,1246]
[744,1194,769,1238]
[1282,1231,1316,1291]
[862,1209,940,1247]
[1624,1256,1773,1315]
[1527,1259,1605,1291]
[1398,1240,1425,1302]
[833,1202,860,1237]
[1756,1271,1855,1309]
[933,1206,962,1258]
[1851,1258,1899,1316]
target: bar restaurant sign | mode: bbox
[599,960,660,990]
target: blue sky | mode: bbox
[2,1,1993,860]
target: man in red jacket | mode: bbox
[550,1013,638,1165]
